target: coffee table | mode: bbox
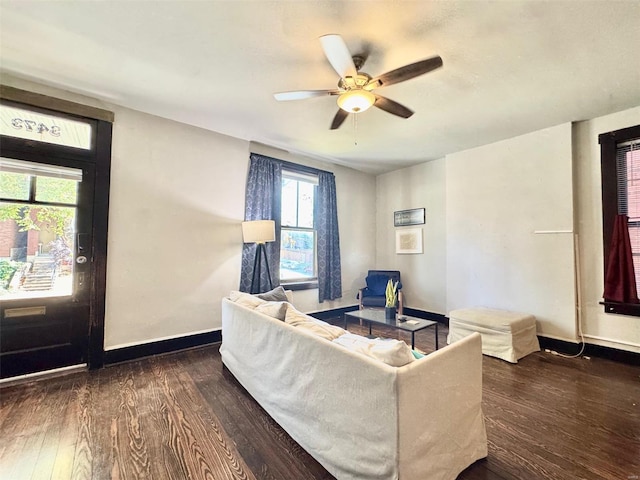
[344,309,439,350]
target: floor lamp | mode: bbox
[242,220,276,294]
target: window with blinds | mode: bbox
[600,124,640,316]
[616,140,640,290]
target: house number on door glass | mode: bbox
[0,104,92,150]
[11,118,61,137]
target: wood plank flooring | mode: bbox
[1,320,639,480]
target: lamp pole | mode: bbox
[250,242,273,294]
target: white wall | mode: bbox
[376,124,577,340]
[376,159,447,314]
[105,108,248,348]
[375,108,640,353]
[574,106,640,353]
[445,124,576,340]
[2,76,376,350]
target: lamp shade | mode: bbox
[337,89,375,113]
[242,220,275,243]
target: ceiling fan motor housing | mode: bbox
[339,73,372,91]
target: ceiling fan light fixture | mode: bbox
[337,89,375,113]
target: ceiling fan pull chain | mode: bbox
[354,113,358,146]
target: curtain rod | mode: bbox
[250,152,333,176]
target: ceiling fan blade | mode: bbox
[368,56,443,88]
[330,109,349,130]
[274,90,339,101]
[373,95,414,118]
[319,34,357,78]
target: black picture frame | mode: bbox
[394,208,425,227]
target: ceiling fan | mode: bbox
[273,34,443,130]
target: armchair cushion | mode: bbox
[361,296,387,308]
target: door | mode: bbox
[0,99,112,378]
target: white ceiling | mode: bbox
[1,1,639,175]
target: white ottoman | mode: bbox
[447,307,540,363]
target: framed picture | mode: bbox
[396,228,423,254]
[394,208,425,227]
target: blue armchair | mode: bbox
[357,270,404,315]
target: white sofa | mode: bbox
[220,297,488,480]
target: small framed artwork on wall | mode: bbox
[396,228,423,254]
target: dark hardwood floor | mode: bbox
[1,320,639,480]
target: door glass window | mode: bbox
[0,159,82,300]
[0,171,30,200]
[35,177,78,204]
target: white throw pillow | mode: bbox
[285,306,346,340]
[254,301,289,321]
[229,291,266,309]
[333,333,415,367]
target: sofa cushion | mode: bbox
[256,285,289,302]
[254,301,289,321]
[229,291,267,308]
[365,274,389,296]
[284,306,314,326]
[285,306,346,340]
[332,333,415,367]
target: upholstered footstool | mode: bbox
[447,307,540,363]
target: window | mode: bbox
[280,169,318,285]
[600,124,640,316]
[241,152,341,300]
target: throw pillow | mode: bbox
[254,301,288,321]
[229,291,266,309]
[332,333,415,367]
[411,350,425,360]
[256,285,289,302]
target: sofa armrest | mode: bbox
[396,333,487,477]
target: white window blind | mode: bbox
[616,139,640,290]
[0,157,82,181]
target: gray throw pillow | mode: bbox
[256,285,288,302]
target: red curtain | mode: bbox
[603,214,639,303]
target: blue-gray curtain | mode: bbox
[239,154,282,293]
[316,171,342,302]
